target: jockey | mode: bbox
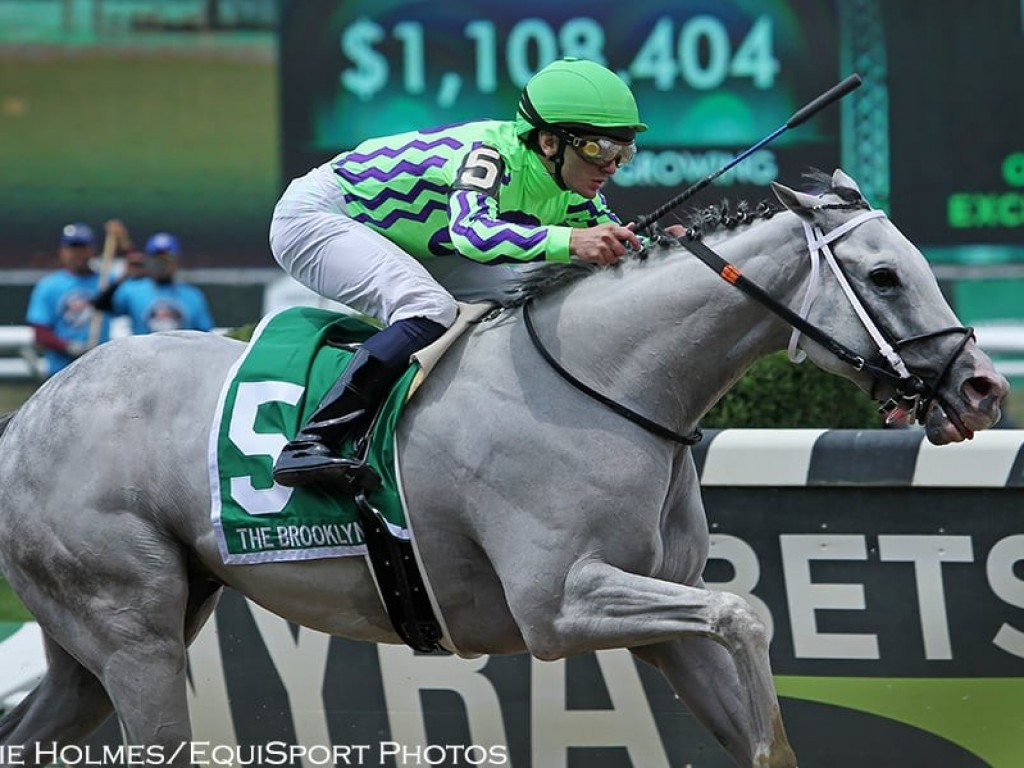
[270,57,647,488]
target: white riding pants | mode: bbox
[270,164,521,328]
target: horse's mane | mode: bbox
[0,409,18,439]
[503,169,856,306]
[501,200,775,307]
[677,197,777,241]
[501,261,598,306]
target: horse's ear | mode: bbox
[770,181,817,220]
[831,169,863,198]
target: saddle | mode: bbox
[211,301,497,654]
[330,302,496,653]
[330,301,496,491]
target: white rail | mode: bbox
[0,326,45,381]
[974,324,1024,378]
[0,324,229,382]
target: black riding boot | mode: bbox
[272,348,396,488]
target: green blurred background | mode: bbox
[0,51,277,268]
[0,0,1021,411]
[0,0,278,269]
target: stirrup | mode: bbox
[305,408,367,433]
[273,452,381,491]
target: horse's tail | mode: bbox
[0,410,17,440]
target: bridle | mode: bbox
[523,200,974,443]
[784,203,975,427]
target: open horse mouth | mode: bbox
[882,403,973,443]
[925,402,975,444]
[922,370,1010,445]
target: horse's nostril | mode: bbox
[964,374,1010,405]
[970,377,993,397]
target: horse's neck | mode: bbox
[547,212,809,432]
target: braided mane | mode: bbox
[504,169,851,306]
[677,198,777,241]
[501,199,777,307]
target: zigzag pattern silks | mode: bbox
[565,195,617,227]
[426,227,456,257]
[341,136,464,164]
[328,119,621,263]
[334,156,448,185]
[342,179,449,212]
[449,190,547,256]
[350,199,448,231]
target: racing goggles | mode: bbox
[563,132,637,167]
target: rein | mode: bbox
[522,300,703,445]
[522,200,973,442]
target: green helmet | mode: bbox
[515,57,647,139]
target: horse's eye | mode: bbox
[870,267,900,289]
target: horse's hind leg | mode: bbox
[90,567,198,759]
[91,569,222,762]
[0,633,114,765]
[9,536,197,764]
[0,577,222,768]
[632,637,795,768]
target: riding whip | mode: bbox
[633,73,863,234]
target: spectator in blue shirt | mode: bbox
[95,232,214,335]
[25,222,111,377]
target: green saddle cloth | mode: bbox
[210,306,416,564]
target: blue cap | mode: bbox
[61,222,95,247]
[145,232,180,257]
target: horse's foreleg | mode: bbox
[0,633,113,767]
[507,560,794,768]
[632,637,796,768]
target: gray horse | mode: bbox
[0,170,1009,768]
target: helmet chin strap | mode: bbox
[519,89,572,190]
[545,131,571,191]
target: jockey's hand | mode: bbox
[570,223,642,266]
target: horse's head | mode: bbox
[771,169,1009,444]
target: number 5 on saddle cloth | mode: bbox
[210,304,493,652]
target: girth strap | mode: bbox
[354,490,448,654]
